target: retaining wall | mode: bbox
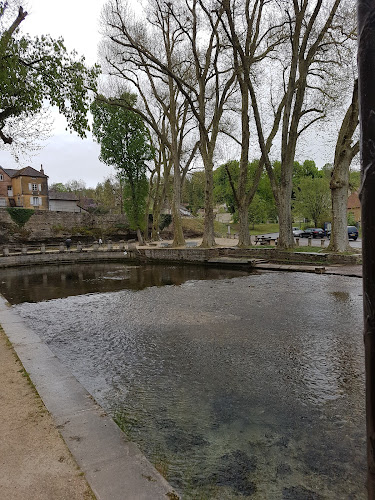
[0,209,132,244]
[138,247,362,266]
[0,244,361,270]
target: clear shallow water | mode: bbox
[3,264,366,499]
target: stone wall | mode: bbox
[0,209,134,244]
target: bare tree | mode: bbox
[327,79,359,252]
[245,0,353,249]
[220,0,285,246]
[101,0,201,246]
[101,0,236,247]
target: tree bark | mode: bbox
[328,171,351,252]
[358,1,375,495]
[136,228,144,245]
[328,80,359,253]
[200,146,216,248]
[238,204,251,247]
[169,79,185,247]
[277,182,295,248]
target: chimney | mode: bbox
[40,164,44,175]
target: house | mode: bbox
[49,191,82,213]
[347,192,360,223]
[0,165,49,209]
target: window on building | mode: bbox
[0,174,3,181]
[32,196,39,206]
[0,198,6,206]
[32,183,37,191]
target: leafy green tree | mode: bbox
[321,163,333,179]
[0,2,99,149]
[294,177,331,228]
[213,161,239,214]
[214,160,278,223]
[248,194,268,228]
[91,94,153,242]
[93,176,123,214]
[349,170,360,193]
[183,171,205,216]
[49,182,69,193]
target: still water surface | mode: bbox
[0,263,365,499]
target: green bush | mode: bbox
[159,214,172,231]
[6,207,34,227]
[347,211,356,226]
[52,224,68,234]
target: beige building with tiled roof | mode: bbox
[0,165,49,210]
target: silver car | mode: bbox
[292,227,304,237]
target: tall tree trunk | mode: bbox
[136,228,144,245]
[277,183,294,248]
[328,169,351,252]
[358,1,375,494]
[238,204,251,247]
[328,79,359,252]
[171,128,185,246]
[200,147,216,247]
[172,168,185,246]
[143,171,156,242]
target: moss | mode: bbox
[51,224,68,234]
[6,207,34,227]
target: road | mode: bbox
[260,233,362,250]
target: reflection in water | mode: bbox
[0,263,250,304]
[8,268,365,499]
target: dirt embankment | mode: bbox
[0,328,95,500]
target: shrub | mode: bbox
[6,207,34,227]
[159,214,172,231]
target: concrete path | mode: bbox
[0,297,179,500]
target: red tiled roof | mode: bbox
[12,166,48,178]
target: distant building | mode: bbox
[48,191,82,213]
[0,165,49,209]
[347,192,360,223]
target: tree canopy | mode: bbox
[91,94,154,239]
[0,1,99,152]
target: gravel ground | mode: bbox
[0,327,95,500]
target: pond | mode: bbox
[0,263,366,499]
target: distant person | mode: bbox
[65,238,72,250]
[98,238,103,245]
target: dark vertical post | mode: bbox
[358,2,375,496]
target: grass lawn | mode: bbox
[230,222,280,235]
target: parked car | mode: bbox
[325,226,359,240]
[347,226,359,240]
[300,228,325,238]
[292,227,304,237]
